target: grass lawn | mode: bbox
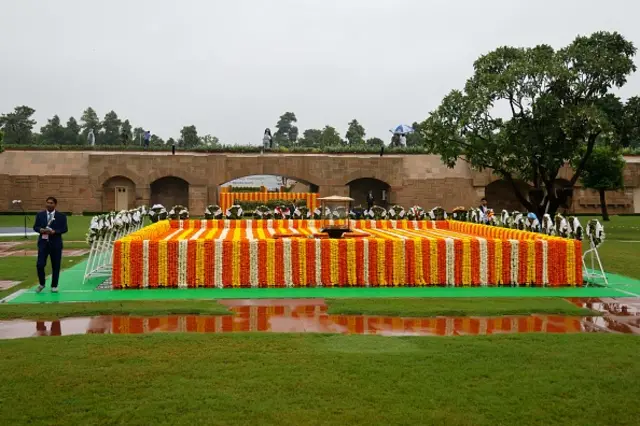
[1,333,639,425]
[0,214,93,241]
[0,256,85,299]
[579,215,640,279]
[326,298,596,317]
[0,300,230,320]
[5,240,89,250]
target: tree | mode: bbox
[320,126,343,147]
[0,129,4,153]
[622,96,640,149]
[200,134,219,146]
[366,137,385,147]
[80,107,101,143]
[150,135,165,146]
[100,110,121,145]
[65,117,81,144]
[298,128,323,147]
[179,125,200,148]
[274,112,298,147]
[406,122,425,147]
[580,146,625,221]
[419,31,637,218]
[40,115,66,145]
[345,119,365,145]
[167,137,177,146]
[121,119,133,144]
[133,127,145,145]
[0,106,36,144]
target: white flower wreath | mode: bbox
[205,204,223,219]
[586,219,606,247]
[407,206,426,220]
[225,204,244,219]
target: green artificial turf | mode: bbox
[0,333,638,425]
[325,297,597,317]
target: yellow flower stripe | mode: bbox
[393,240,404,286]
[196,240,205,287]
[266,239,275,286]
[462,238,471,286]
[298,238,307,286]
[347,238,357,286]
[527,240,535,285]
[330,239,339,286]
[377,238,387,285]
[429,238,438,284]
[414,237,424,285]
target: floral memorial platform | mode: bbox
[112,219,582,289]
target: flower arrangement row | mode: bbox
[86,206,146,245]
[219,191,318,213]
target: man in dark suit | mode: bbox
[33,197,68,293]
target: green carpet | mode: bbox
[3,260,639,305]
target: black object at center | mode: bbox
[321,228,351,239]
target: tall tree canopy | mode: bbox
[0,105,36,144]
[274,112,298,147]
[179,125,200,148]
[580,145,626,221]
[40,115,66,145]
[100,110,122,145]
[80,107,101,142]
[419,31,636,217]
[345,119,366,145]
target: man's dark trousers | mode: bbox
[37,239,62,288]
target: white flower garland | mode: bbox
[510,240,519,286]
[586,219,606,247]
[178,240,188,288]
[204,204,223,219]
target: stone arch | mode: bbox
[485,179,532,212]
[102,176,136,212]
[150,176,189,208]
[348,178,391,208]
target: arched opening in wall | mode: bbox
[485,179,531,212]
[348,178,391,208]
[102,176,136,212]
[150,177,189,209]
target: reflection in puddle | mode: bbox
[1,298,639,340]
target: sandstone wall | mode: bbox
[0,150,638,215]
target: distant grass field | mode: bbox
[1,333,638,425]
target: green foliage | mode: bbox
[581,146,625,191]
[0,105,36,144]
[274,112,298,147]
[179,125,200,148]
[80,107,101,142]
[420,31,637,218]
[320,125,343,147]
[100,110,122,145]
[120,119,133,145]
[0,129,3,153]
[405,122,425,147]
[366,137,385,147]
[298,128,323,147]
[345,119,366,145]
[200,134,219,147]
[65,116,82,144]
[40,115,66,145]
[228,186,263,193]
[3,143,431,154]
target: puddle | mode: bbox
[2,298,638,340]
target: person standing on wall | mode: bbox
[143,130,151,149]
[33,197,68,293]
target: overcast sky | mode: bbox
[2,0,640,145]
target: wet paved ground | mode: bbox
[1,298,639,339]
